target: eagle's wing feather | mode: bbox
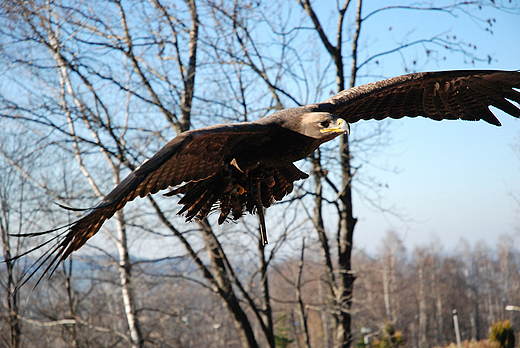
[17,123,270,288]
[110,123,269,204]
[313,70,520,125]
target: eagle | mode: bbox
[14,69,520,286]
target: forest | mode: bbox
[4,229,520,347]
[1,0,519,347]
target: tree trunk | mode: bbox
[199,220,260,348]
[334,0,361,344]
[295,239,311,348]
[115,211,144,348]
[435,278,444,345]
[335,139,357,346]
[258,232,275,348]
[1,213,21,348]
[418,268,427,347]
[65,259,80,348]
[383,261,392,321]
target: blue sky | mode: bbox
[346,2,520,253]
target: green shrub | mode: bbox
[274,314,293,348]
[372,323,405,348]
[489,320,515,348]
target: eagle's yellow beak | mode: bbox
[320,118,350,135]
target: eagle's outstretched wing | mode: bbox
[313,70,520,125]
[15,123,270,288]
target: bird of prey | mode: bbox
[15,69,520,286]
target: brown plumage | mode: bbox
[15,70,520,287]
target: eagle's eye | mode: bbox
[319,120,330,128]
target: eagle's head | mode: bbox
[299,112,350,140]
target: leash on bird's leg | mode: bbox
[252,179,268,246]
[257,205,268,246]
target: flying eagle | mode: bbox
[15,70,520,286]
